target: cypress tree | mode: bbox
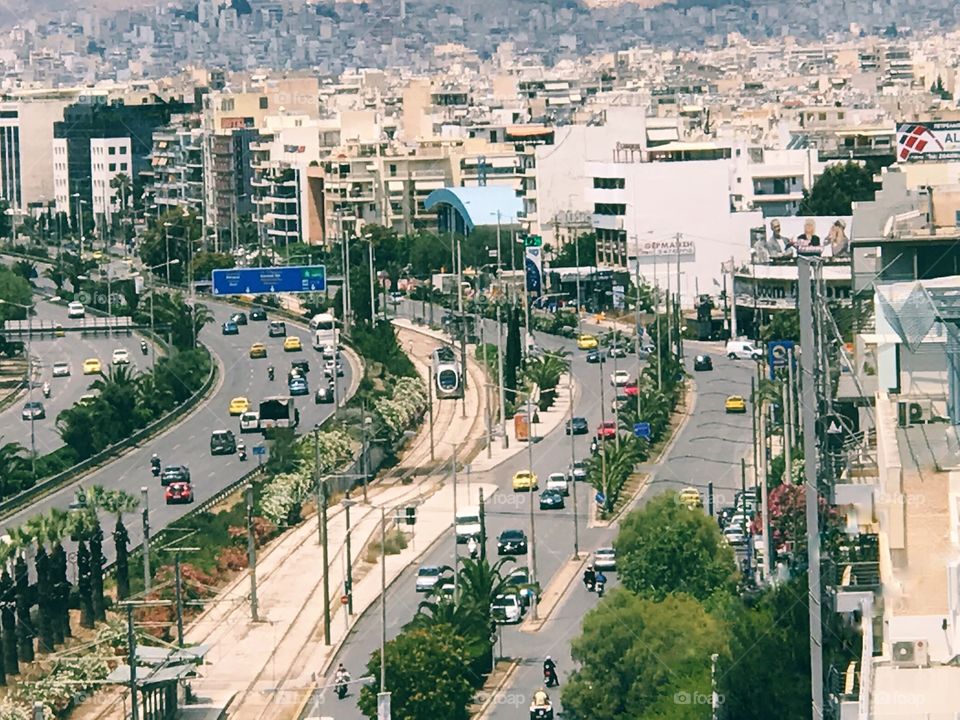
[77,542,94,629]
[91,524,106,621]
[504,306,521,402]
[114,519,130,600]
[1,570,18,674]
[34,547,54,652]
[13,556,32,662]
[51,544,69,642]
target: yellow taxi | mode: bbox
[576,334,599,350]
[724,395,747,414]
[228,397,250,416]
[283,336,303,352]
[82,358,102,375]
[53,323,64,338]
[511,470,539,492]
[678,486,703,509]
[249,342,267,359]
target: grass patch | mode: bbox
[363,527,409,563]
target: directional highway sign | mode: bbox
[633,422,651,440]
[211,265,326,296]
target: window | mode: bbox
[221,98,235,112]
[120,163,127,171]
[593,203,626,216]
[389,164,397,177]
[108,147,115,155]
[818,113,827,121]
[259,97,268,109]
[120,146,127,155]
[592,177,625,190]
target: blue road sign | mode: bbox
[595,491,605,506]
[252,445,267,456]
[211,265,326,296]
[633,422,651,440]
[767,340,795,380]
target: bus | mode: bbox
[431,345,464,400]
[310,312,339,350]
[258,396,300,430]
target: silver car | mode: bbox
[415,565,441,593]
[593,547,616,572]
[52,361,70,377]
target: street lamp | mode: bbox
[162,222,174,285]
[142,259,181,367]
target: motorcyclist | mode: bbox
[532,688,550,707]
[334,664,350,699]
[467,536,478,559]
[140,340,148,354]
[237,441,247,461]
[543,656,558,687]
[590,437,599,455]
[42,382,51,398]
[268,365,275,381]
[595,570,607,597]
[151,453,160,467]
[582,565,595,591]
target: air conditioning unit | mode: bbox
[897,400,932,427]
[892,639,929,667]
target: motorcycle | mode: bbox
[467,536,479,559]
[42,382,51,398]
[151,459,161,477]
[544,667,558,688]
[596,577,606,598]
[590,438,599,455]
[335,679,348,699]
[238,443,247,461]
[140,340,148,355]
[582,574,595,593]
[267,366,275,381]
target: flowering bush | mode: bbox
[375,377,427,441]
[12,647,113,716]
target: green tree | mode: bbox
[102,489,139,600]
[76,540,93,629]
[760,310,800,343]
[10,260,36,284]
[0,554,17,675]
[797,161,877,216]
[9,530,33,662]
[191,251,235,281]
[551,232,596,268]
[504,306,521,402]
[149,291,214,350]
[562,591,728,720]
[358,624,475,720]
[0,441,27,498]
[0,268,31,323]
[615,493,737,601]
[139,209,201,284]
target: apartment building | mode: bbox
[143,113,204,217]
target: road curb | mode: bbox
[520,554,589,634]
[472,658,521,720]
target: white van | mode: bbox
[454,506,481,544]
[725,340,763,361]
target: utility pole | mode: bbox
[378,507,390,718]
[574,227,582,332]
[478,488,487,561]
[728,256,738,338]
[174,553,184,647]
[141,487,151,592]
[568,368,579,559]
[783,380,792,484]
[245,484,259,622]
[126,603,139,720]
[525,394,538,620]
[368,238,376,324]
[343,493,355,615]
[798,257,824,720]
[456,234,468,403]
[452,442,460,603]
[758,397,771,583]
[497,302,508,449]
[427,368,435,461]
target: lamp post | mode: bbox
[142,259,181,368]
[0,298,41,476]
[163,222,174,284]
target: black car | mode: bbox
[497,529,528,556]
[315,384,335,404]
[607,345,627,359]
[160,465,191,486]
[565,416,589,435]
[585,350,605,364]
[694,354,713,371]
[230,312,248,326]
[539,489,565,510]
[291,359,310,374]
[268,321,286,337]
[249,307,267,321]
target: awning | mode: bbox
[487,157,517,169]
[646,128,679,143]
[106,664,196,688]
[506,125,553,138]
[386,180,404,191]
[414,179,445,190]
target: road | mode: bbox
[320,304,757,718]
[1,300,357,567]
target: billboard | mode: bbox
[751,216,852,261]
[634,236,696,258]
[896,122,960,162]
[525,244,543,297]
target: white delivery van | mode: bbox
[725,340,763,360]
[454,506,482,544]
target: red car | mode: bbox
[165,482,194,505]
[624,381,638,397]
[597,421,617,439]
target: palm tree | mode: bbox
[85,485,110,621]
[0,540,16,676]
[41,509,71,643]
[102,490,140,599]
[22,515,54,652]
[0,441,27,499]
[42,264,66,294]
[438,557,521,616]
[90,365,142,441]
[151,291,214,351]
[408,597,493,679]
[110,173,131,222]
[66,503,98,628]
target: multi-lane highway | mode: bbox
[321,308,756,718]
[1,299,356,565]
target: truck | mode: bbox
[258,396,300,430]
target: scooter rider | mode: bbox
[595,570,607,597]
[268,365,275,381]
[334,663,350,699]
[532,688,549,707]
[467,536,479,559]
[237,441,247,461]
[543,656,558,687]
[582,564,596,591]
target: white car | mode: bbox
[593,547,617,571]
[51,362,70,377]
[610,370,630,387]
[723,526,748,546]
[239,411,260,433]
[546,472,569,496]
[67,301,85,319]
[111,348,130,365]
[491,593,523,624]
[415,565,442,593]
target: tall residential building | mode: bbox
[143,113,205,217]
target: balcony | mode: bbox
[591,214,625,231]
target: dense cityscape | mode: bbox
[0,1,954,720]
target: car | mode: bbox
[165,482,195,505]
[624,380,638,397]
[283,336,302,352]
[546,472,569,496]
[82,358,102,375]
[723,525,748,546]
[725,395,747,413]
[315,384,335,404]
[593,547,617,571]
[497,529,528,556]
[725,340,763,361]
[21,401,45,420]
[638,343,655,358]
[678,486,703,509]
[389,291,404,303]
[717,506,736,530]
[268,320,286,337]
[455,507,482,543]
[415,565,442,593]
[228,397,250,415]
[160,465,190,486]
[239,411,260,433]
[491,593,523,624]
[221,321,239,335]
[321,345,338,361]
[230,312,248,326]
[585,350,605,364]
[249,342,267,359]
[511,470,538,492]
[568,461,587,483]
[249,307,267,321]
[53,324,64,337]
[694,354,713,371]
[111,348,130,365]
[78,393,96,405]
[210,429,237,455]
[607,345,627,359]
[610,369,630,386]
[51,362,70,377]
[596,421,617,439]
[288,377,309,396]
[577,334,599,350]
[291,359,310,374]
[67,301,85,318]
[506,569,540,608]
[324,358,345,378]
[539,488,565,510]
[565,416,589,435]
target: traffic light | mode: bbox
[405,506,417,526]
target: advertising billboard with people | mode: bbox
[749,216,852,262]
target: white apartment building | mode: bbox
[54,137,132,228]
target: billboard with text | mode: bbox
[896,122,960,162]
